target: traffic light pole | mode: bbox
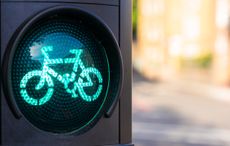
[119,0,133,145]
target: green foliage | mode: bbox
[180,53,213,69]
[194,53,213,68]
[133,0,138,39]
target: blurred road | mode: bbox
[132,71,230,146]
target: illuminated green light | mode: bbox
[19,46,103,105]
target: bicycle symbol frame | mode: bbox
[20,46,103,106]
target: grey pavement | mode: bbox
[132,71,230,146]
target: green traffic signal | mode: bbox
[9,17,110,134]
[20,46,103,106]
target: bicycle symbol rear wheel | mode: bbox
[77,67,103,102]
[20,70,54,106]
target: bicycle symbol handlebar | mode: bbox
[19,46,103,106]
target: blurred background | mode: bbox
[132,0,230,145]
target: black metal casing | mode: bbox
[0,0,132,146]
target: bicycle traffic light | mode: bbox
[1,1,132,146]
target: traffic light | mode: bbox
[1,1,132,146]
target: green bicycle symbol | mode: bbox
[19,46,103,106]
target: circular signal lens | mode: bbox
[3,7,122,134]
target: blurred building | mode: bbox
[134,0,230,85]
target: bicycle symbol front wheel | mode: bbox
[77,67,103,102]
[20,70,54,106]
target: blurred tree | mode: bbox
[133,0,137,40]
